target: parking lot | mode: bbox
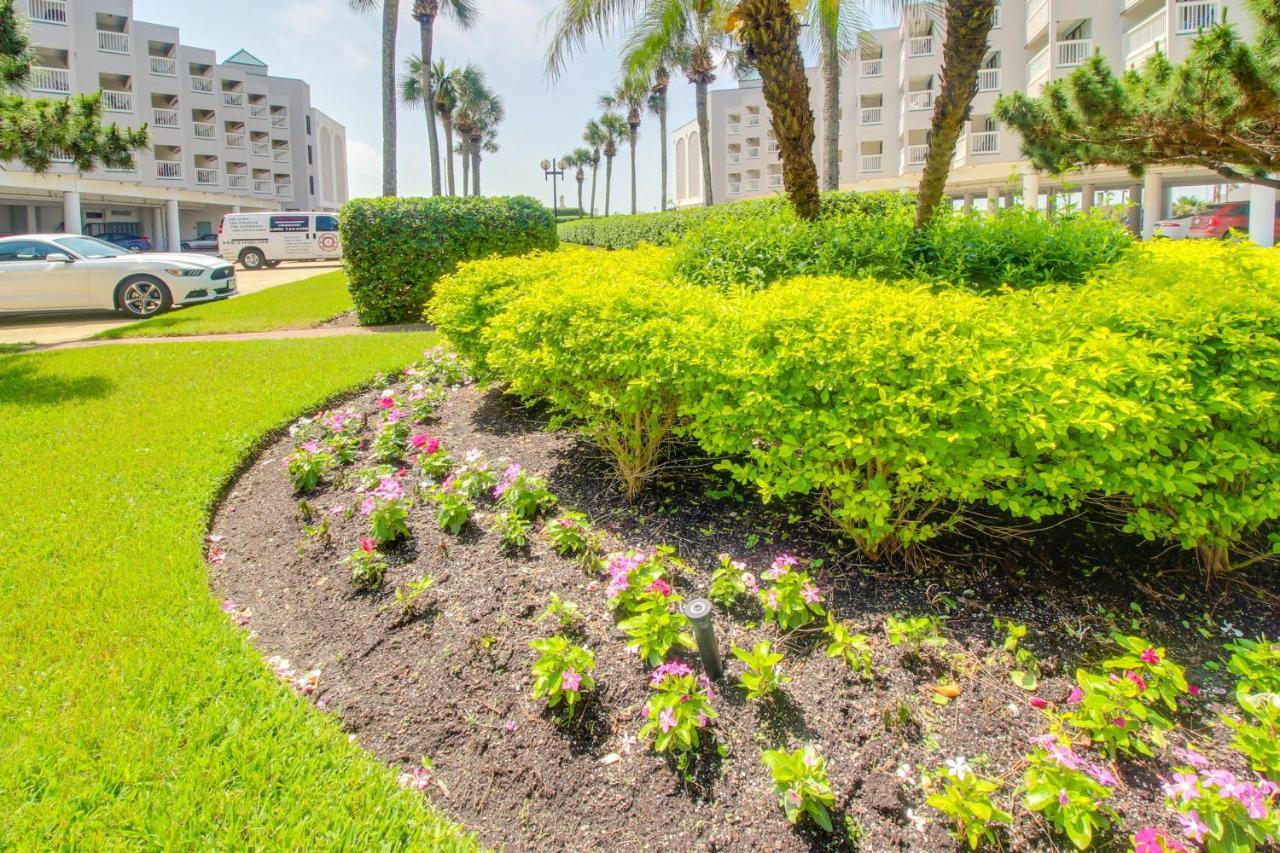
[0,260,342,346]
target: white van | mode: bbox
[218,212,343,270]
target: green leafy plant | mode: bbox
[348,538,388,590]
[324,432,361,465]
[1224,692,1280,781]
[759,559,824,632]
[733,641,788,701]
[925,759,1013,849]
[995,617,1041,691]
[639,663,717,776]
[432,488,472,535]
[362,478,411,545]
[709,554,756,607]
[355,464,398,491]
[1023,743,1117,850]
[825,616,874,679]
[761,746,837,832]
[286,444,335,493]
[416,445,453,481]
[392,574,435,618]
[493,510,533,551]
[494,464,557,519]
[886,614,948,653]
[616,592,695,667]
[448,461,496,501]
[1226,637,1280,697]
[1065,636,1188,758]
[371,418,410,464]
[1162,762,1280,851]
[604,550,680,614]
[529,636,596,714]
[545,511,598,558]
[534,593,581,631]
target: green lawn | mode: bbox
[0,334,477,849]
[93,269,354,339]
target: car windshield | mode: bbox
[52,235,131,259]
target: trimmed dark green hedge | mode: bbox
[341,195,557,324]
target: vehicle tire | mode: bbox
[239,247,266,270]
[180,242,191,251]
[116,275,172,318]
[264,260,281,268]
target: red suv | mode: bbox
[1187,201,1280,240]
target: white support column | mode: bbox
[1248,180,1277,248]
[1023,172,1040,212]
[62,189,81,235]
[1141,172,1164,240]
[987,186,999,214]
[231,204,241,214]
[1128,183,1143,236]
[165,198,181,252]
[962,192,974,212]
[151,207,164,246]
[25,205,37,232]
[1080,183,1095,213]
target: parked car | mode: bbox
[1153,215,1195,239]
[1187,201,1280,240]
[181,233,219,252]
[218,212,342,270]
[95,231,154,252]
[0,234,236,318]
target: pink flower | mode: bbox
[766,590,779,610]
[384,409,405,424]
[410,433,440,454]
[1173,747,1209,769]
[1163,771,1199,803]
[360,496,375,516]
[371,477,404,501]
[1058,789,1069,806]
[1046,743,1081,770]
[208,545,226,563]
[1068,686,1084,704]
[1135,826,1187,853]
[1235,783,1268,819]
[301,439,322,453]
[765,553,797,580]
[658,707,677,733]
[1140,647,1161,665]
[1087,763,1118,788]
[360,536,377,554]
[504,719,517,733]
[696,713,708,728]
[1125,670,1148,692]
[221,599,237,613]
[1112,717,1127,729]
[1178,811,1208,843]
[377,395,395,410]
[1201,769,1237,791]
[800,583,821,604]
[1030,696,1048,709]
[561,668,582,693]
[398,766,432,791]
[742,572,758,593]
[493,463,522,498]
[645,578,673,597]
[1187,684,1201,697]
[649,661,694,686]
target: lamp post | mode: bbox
[541,157,567,220]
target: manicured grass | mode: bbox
[93,270,354,339]
[0,334,477,849]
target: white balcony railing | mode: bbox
[1177,0,1217,33]
[767,174,782,189]
[745,146,759,159]
[26,0,68,24]
[97,30,129,54]
[1026,0,1048,41]
[861,58,883,77]
[861,106,883,124]
[250,104,267,119]
[766,140,778,153]
[728,182,741,195]
[952,136,967,166]
[271,114,288,129]
[191,76,214,94]
[102,90,132,112]
[49,148,73,163]
[978,67,1001,91]
[971,130,1000,154]
[225,132,246,149]
[192,122,215,140]
[253,179,272,194]
[1057,38,1092,67]
[152,108,179,128]
[226,174,249,189]
[275,183,293,197]
[907,90,935,111]
[908,35,933,57]
[222,91,243,108]
[860,154,884,172]
[727,123,740,135]
[30,66,70,93]
[744,113,760,127]
[727,151,741,165]
[1125,8,1168,64]
[155,160,182,180]
[252,141,270,157]
[907,144,928,165]
[149,56,176,77]
[1027,45,1050,95]
[745,178,761,191]
[195,168,219,186]
[992,5,1002,28]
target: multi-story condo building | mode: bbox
[673,0,1269,240]
[1,0,350,250]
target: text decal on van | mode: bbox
[269,216,309,233]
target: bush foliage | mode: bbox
[341,195,557,324]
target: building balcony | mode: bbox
[907,90,934,111]
[150,56,177,77]
[861,106,883,125]
[223,91,244,108]
[745,147,759,160]
[225,132,246,149]
[861,58,883,78]
[250,104,268,120]
[767,174,782,189]
[49,148,73,163]
[727,151,741,165]
[745,178,761,191]
[272,149,290,163]
[195,168,219,186]
[30,66,70,94]
[98,31,130,54]
[1125,8,1168,65]
[766,141,778,154]
[1057,38,1092,67]
[191,76,214,94]
[155,160,182,180]
[907,144,928,166]
[860,153,884,172]
[102,90,132,113]
[908,35,933,57]
[1027,45,1050,95]
[977,68,1001,91]
[1177,0,1217,33]
[744,114,760,127]
[1026,0,1048,43]
[275,183,293,197]
[971,130,1000,155]
[727,123,740,135]
[992,5,1002,28]
[227,174,250,189]
[192,122,216,140]
[152,108,179,128]
[271,114,288,129]
[253,179,272,194]
[26,0,68,24]
[252,141,270,157]
[728,182,741,194]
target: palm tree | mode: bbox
[600,77,647,214]
[410,0,478,196]
[349,0,400,196]
[598,113,629,215]
[454,77,503,196]
[583,119,607,216]
[805,0,871,191]
[648,71,670,210]
[566,148,593,213]
[435,61,482,195]
[455,138,470,195]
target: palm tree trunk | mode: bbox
[629,133,638,215]
[916,0,998,229]
[470,138,481,195]
[589,159,599,217]
[820,23,839,192]
[460,144,470,196]
[736,0,819,220]
[658,87,669,211]
[418,17,442,195]
[604,156,613,215]
[695,80,713,207]
[576,176,585,214]
[442,118,456,196]
[381,0,400,197]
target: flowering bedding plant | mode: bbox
[733,641,788,701]
[361,475,412,544]
[545,511,598,559]
[616,590,695,667]
[761,746,837,832]
[348,536,388,589]
[639,662,717,775]
[709,554,756,608]
[824,615,874,679]
[285,440,335,493]
[1022,734,1118,850]
[529,635,596,715]
[758,554,824,631]
[493,463,557,520]
[924,756,1012,849]
[1161,763,1280,850]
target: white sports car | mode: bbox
[0,234,236,318]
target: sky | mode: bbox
[134,0,896,214]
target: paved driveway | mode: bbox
[0,260,344,346]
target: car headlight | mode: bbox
[163,268,206,277]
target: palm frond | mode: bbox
[543,0,644,80]
[444,0,480,28]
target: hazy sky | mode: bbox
[134,0,894,212]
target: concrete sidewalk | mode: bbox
[32,323,432,352]
[0,260,343,346]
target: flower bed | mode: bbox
[210,347,1280,852]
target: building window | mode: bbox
[305,115,312,135]
[309,175,315,195]
[307,145,313,165]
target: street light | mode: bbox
[541,157,568,220]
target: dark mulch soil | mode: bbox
[209,377,1280,853]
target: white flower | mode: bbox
[895,762,914,785]
[906,808,929,832]
[464,448,482,464]
[945,756,971,781]
[1220,621,1244,638]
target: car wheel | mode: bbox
[181,242,191,251]
[116,276,172,318]
[239,248,266,270]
